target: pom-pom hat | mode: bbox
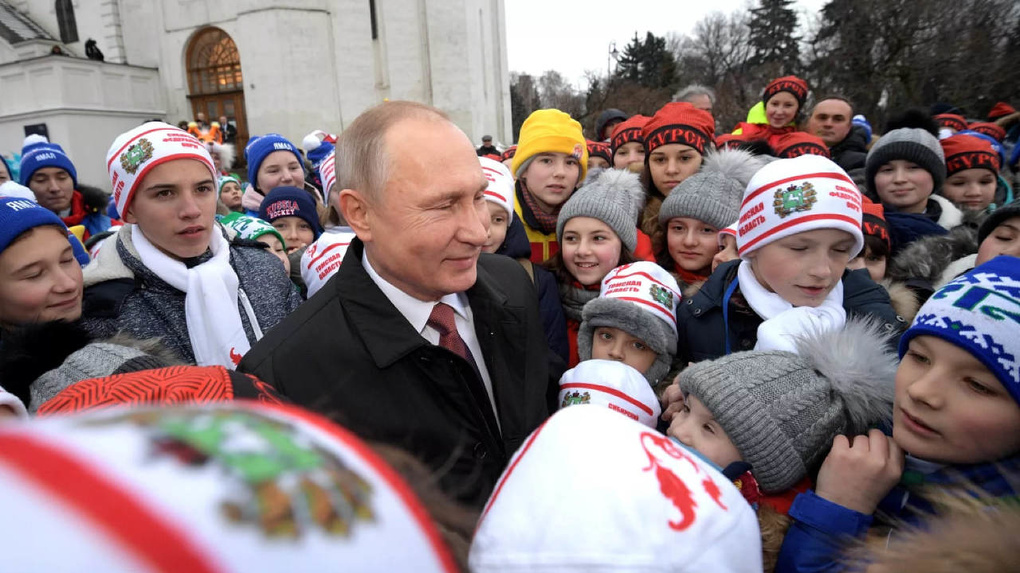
[641,102,715,156]
[106,122,216,218]
[556,168,645,253]
[737,154,864,259]
[557,360,661,428]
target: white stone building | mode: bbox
[0,0,511,188]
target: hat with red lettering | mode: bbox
[258,186,323,239]
[469,405,763,572]
[987,102,1016,121]
[499,145,516,163]
[318,149,337,205]
[762,76,809,109]
[860,198,890,250]
[610,114,650,159]
[967,122,1007,143]
[934,113,968,133]
[557,360,661,428]
[586,140,612,165]
[106,122,217,217]
[479,156,514,219]
[0,401,460,572]
[578,261,681,386]
[737,154,864,259]
[940,134,1000,178]
[773,132,830,159]
[642,103,716,156]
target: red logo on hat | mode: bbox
[640,432,727,531]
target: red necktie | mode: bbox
[428,302,477,367]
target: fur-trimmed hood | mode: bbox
[76,184,113,213]
[886,221,979,287]
[930,194,964,230]
[882,279,921,324]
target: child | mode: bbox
[670,317,897,572]
[81,122,302,367]
[480,157,569,367]
[733,76,810,150]
[776,256,1020,573]
[557,359,661,428]
[241,133,310,215]
[610,114,648,170]
[258,186,323,255]
[976,198,1020,264]
[865,127,963,253]
[772,132,830,159]
[848,198,891,283]
[577,261,681,387]
[218,174,244,213]
[676,155,905,363]
[585,140,611,171]
[654,148,763,289]
[544,169,644,366]
[939,133,1000,212]
[219,212,290,274]
[298,149,356,299]
[639,103,717,237]
[510,109,587,263]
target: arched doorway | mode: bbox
[185,27,249,162]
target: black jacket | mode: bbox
[677,260,907,364]
[829,124,869,173]
[238,239,553,507]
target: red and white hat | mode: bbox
[470,406,762,572]
[301,228,356,299]
[599,261,680,336]
[0,402,458,572]
[107,122,216,217]
[479,156,514,219]
[558,360,661,427]
[319,149,337,205]
[736,154,863,259]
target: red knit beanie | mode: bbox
[762,76,809,107]
[967,122,1007,143]
[774,132,830,159]
[715,133,747,150]
[941,133,1001,177]
[610,115,649,157]
[934,113,968,132]
[988,102,1016,121]
[586,140,611,164]
[860,197,890,249]
[641,103,715,156]
[500,145,516,162]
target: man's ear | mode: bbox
[339,188,372,241]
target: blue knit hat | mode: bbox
[244,134,304,190]
[258,186,322,238]
[0,196,72,254]
[899,255,1020,406]
[18,136,77,188]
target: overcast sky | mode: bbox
[505,0,827,89]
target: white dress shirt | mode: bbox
[362,253,500,429]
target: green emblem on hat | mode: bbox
[649,284,674,307]
[561,391,591,408]
[120,138,155,175]
[773,181,817,218]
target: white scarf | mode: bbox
[131,225,260,368]
[736,260,846,353]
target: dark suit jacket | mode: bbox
[239,238,552,506]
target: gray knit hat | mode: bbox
[677,318,897,493]
[658,148,766,230]
[865,128,946,199]
[557,168,645,253]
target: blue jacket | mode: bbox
[499,214,570,368]
[677,260,907,364]
[776,455,1020,573]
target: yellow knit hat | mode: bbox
[512,109,588,183]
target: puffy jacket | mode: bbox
[677,260,907,364]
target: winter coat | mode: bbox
[886,216,981,304]
[498,215,570,367]
[79,224,302,364]
[237,238,555,507]
[64,186,121,241]
[828,125,869,173]
[884,195,965,255]
[514,187,558,263]
[775,455,1020,573]
[677,260,907,364]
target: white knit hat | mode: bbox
[319,149,337,205]
[736,154,863,259]
[558,360,661,428]
[0,402,458,572]
[107,122,217,217]
[480,156,514,219]
[301,227,356,299]
[469,406,762,572]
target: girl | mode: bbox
[511,109,587,263]
[639,102,716,237]
[258,186,323,255]
[241,133,320,216]
[609,114,648,171]
[939,133,1001,212]
[733,76,809,149]
[654,148,763,290]
[544,169,643,366]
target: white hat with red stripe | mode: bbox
[319,149,337,206]
[558,360,661,428]
[107,122,217,217]
[577,262,682,386]
[469,405,762,572]
[479,156,514,219]
[300,227,356,299]
[736,154,863,259]
[0,402,458,572]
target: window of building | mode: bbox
[55,0,78,44]
[186,27,243,95]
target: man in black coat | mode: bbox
[805,96,869,173]
[239,101,554,507]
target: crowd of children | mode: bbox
[0,75,1018,571]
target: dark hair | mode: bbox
[862,233,890,260]
[884,109,940,137]
[736,139,777,157]
[541,247,640,285]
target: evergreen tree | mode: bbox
[747,0,801,75]
[614,32,678,89]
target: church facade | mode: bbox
[0,0,511,187]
